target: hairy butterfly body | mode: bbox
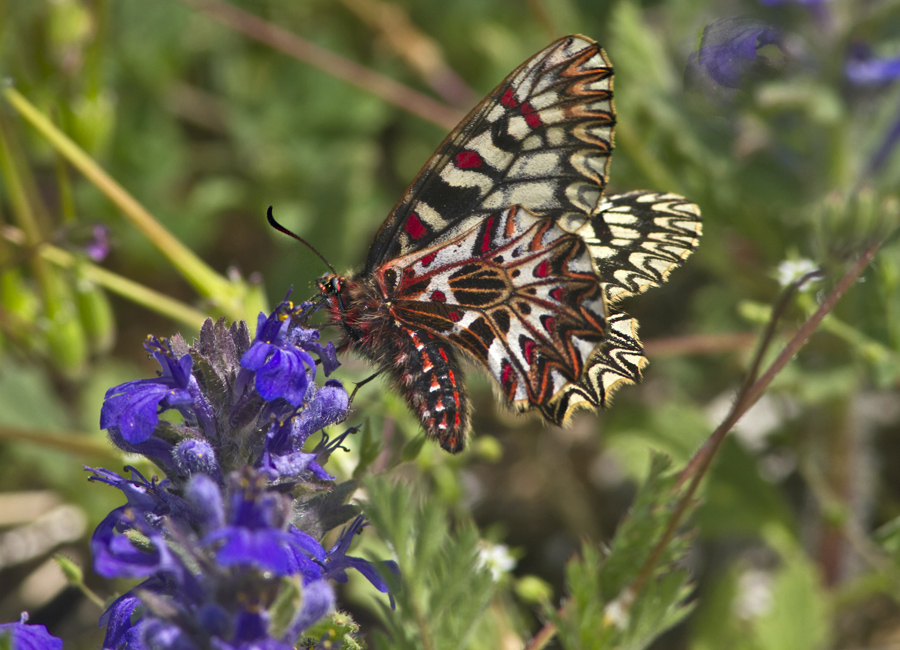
[318,35,702,453]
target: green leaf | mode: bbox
[752,553,829,650]
[547,454,694,650]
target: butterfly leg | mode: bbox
[348,370,384,408]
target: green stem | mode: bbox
[0,424,122,461]
[1,225,209,328]
[1,85,241,313]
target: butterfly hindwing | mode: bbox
[540,192,702,424]
[383,205,607,409]
[586,191,703,303]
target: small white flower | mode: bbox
[775,258,820,289]
[603,590,633,630]
[476,542,516,581]
[734,568,774,619]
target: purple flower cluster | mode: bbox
[88,300,397,650]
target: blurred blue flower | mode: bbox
[846,51,900,85]
[685,17,782,104]
[91,299,395,649]
[0,615,63,650]
[845,45,900,176]
[85,223,111,261]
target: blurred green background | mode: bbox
[2,0,900,648]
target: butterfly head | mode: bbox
[316,273,343,297]
[317,272,368,343]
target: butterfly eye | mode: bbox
[383,268,399,291]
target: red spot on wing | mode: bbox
[541,315,556,335]
[501,87,518,107]
[501,360,513,385]
[406,213,427,239]
[535,260,550,278]
[447,369,457,386]
[550,286,565,302]
[480,215,497,253]
[421,251,437,266]
[439,348,449,363]
[431,290,446,302]
[523,338,536,363]
[521,102,542,128]
[455,151,482,169]
[448,311,462,322]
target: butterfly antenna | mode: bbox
[266,206,338,276]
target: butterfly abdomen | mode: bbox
[359,318,469,453]
[391,326,469,453]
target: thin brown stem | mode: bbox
[175,0,466,130]
[633,243,880,599]
[523,619,558,650]
[643,331,759,357]
[524,240,882,648]
[734,270,824,413]
[336,0,478,108]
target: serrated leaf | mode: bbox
[548,454,695,650]
[362,476,496,650]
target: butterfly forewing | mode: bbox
[365,35,615,273]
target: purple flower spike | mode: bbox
[89,299,395,648]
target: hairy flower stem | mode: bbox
[175,0,465,130]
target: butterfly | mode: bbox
[316,35,701,453]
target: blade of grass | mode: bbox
[1,225,208,328]
[1,85,245,317]
[0,424,124,462]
